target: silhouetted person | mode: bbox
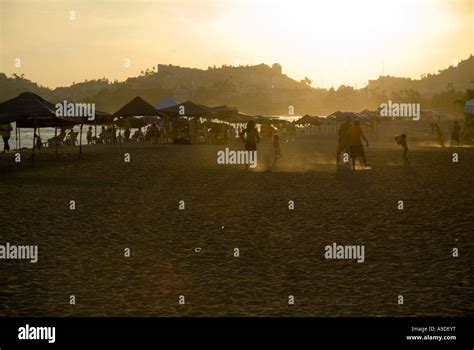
[150,123,159,144]
[34,133,42,150]
[272,134,281,167]
[337,115,352,164]
[86,126,93,145]
[239,120,260,170]
[395,133,409,166]
[124,127,131,142]
[451,121,461,147]
[0,123,12,153]
[434,123,445,147]
[348,120,369,170]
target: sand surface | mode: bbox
[0,132,473,316]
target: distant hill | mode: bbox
[1,55,472,116]
[367,55,474,94]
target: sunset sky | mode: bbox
[1,0,472,89]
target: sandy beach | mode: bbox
[0,131,473,317]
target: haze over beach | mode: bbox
[0,0,474,326]
[1,0,473,89]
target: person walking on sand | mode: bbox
[337,115,352,164]
[239,120,260,170]
[86,126,93,145]
[0,123,12,153]
[34,133,42,150]
[434,123,445,147]
[451,121,461,147]
[272,134,282,168]
[348,120,369,170]
[395,133,409,166]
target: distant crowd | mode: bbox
[336,116,466,169]
[0,117,469,172]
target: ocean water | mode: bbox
[3,117,307,150]
[7,126,82,149]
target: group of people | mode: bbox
[430,121,463,147]
[336,116,371,170]
[47,129,79,148]
[336,118,466,169]
[0,117,468,172]
[238,120,282,170]
[84,119,242,146]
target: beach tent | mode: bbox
[0,91,55,124]
[159,100,214,118]
[464,99,474,115]
[251,115,278,124]
[113,96,162,117]
[328,111,370,123]
[0,92,93,163]
[327,111,347,122]
[115,117,147,129]
[227,112,276,124]
[154,96,179,110]
[359,109,379,119]
[113,96,163,130]
[295,114,321,125]
[0,92,110,127]
[209,105,239,121]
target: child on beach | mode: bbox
[272,134,282,167]
[395,133,409,166]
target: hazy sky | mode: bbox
[1,0,472,89]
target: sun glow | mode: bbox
[1,0,471,88]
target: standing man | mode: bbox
[336,115,352,164]
[240,120,260,170]
[434,123,445,147]
[451,121,462,147]
[0,123,13,153]
[348,120,369,170]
